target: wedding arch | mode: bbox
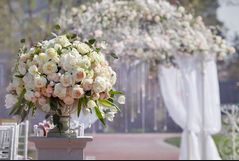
[58,0,235,160]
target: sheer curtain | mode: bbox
[158,55,221,160]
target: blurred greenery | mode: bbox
[165,135,236,160]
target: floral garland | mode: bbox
[5,29,125,128]
[59,0,235,65]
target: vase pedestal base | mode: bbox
[29,136,93,160]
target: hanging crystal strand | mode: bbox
[137,62,142,114]
[141,62,147,133]
[124,61,130,133]
[131,61,137,123]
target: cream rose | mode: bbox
[54,83,67,98]
[73,68,86,83]
[43,62,58,75]
[93,77,107,93]
[74,42,92,55]
[60,73,74,87]
[24,91,36,102]
[87,100,96,109]
[34,76,47,88]
[29,65,39,76]
[82,78,93,91]
[72,85,85,99]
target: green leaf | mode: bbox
[109,90,124,95]
[88,39,96,45]
[9,90,26,115]
[50,98,59,111]
[66,33,77,40]
[95,106,106,126]
[99,99,120,112]
[45,114,51,120]
[54,24,61,31]
[77,99,83,117]
[20,39,26,44]
[110,53,119,59]
[95,48,101,53]
[15,75,24,79]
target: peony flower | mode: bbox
[43,62,58,75]
[5,94,18,109]
[34,76,47,88]
[72,85,85,99]
[47,73,61,82]
[54,83,67,98]
[63,96,75,105]
[93,77,107,93]
[29,65,39,76]
[73,68,86,83]
[87,100,96,109]
[60,73,74,87]
[82,78,93,91]
[118,95,126,105]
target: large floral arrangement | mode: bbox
[59,0,235,65]
[5,30,125,130]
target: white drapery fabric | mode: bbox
[159,55,221,160]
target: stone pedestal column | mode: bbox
[30,137,93,160]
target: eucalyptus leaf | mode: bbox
[111,53,119,59]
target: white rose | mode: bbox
[82,78,93,91]
[43,62,58,75]
[29,65,39,76]
[54,44,62,51]
[55,35,71,47]
[80,56,91,68]
[118,95,126,105]
[54,83,67,98]
[74,42,92,55]
[47,73,60,82]
[87,100,96,109]
[110,71,117,85]
[72,85,85,99]
[63,96,75,105]
[93,77,107,93]
[89,52,105,63]
[105,112,116,122]
[18,63,27,75]
[60,73,74,87]
[60,51,82,71]
[24,91,36,102]
[73,68,86,83]
[34,76,47,88]
[39,53,49,63]
[23,73,34,90]
[5,94,18,109]
[47,48,59,63]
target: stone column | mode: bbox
[30,136,93,160]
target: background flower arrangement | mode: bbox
[5,27,125,131]
[59,0,235,65]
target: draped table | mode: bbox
[30,136,93,160]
